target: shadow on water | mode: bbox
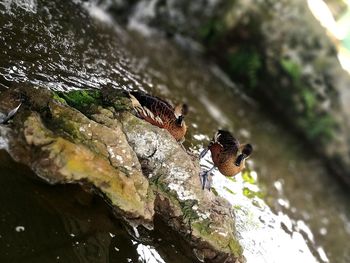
[0,150,193,263]
[0,0,350,262]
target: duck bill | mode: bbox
[235,154,247,166]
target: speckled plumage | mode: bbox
[208,130,245,177]
[129,91,187,141]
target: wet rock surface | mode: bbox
[110,0,350,187]
[1,1,350,262]
[0,85,244,263]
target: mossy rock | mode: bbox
[2,86,245,262]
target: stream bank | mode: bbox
[0,85,244,263]
[106,0,350,187]
[1,1,350,262]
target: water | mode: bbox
[0,150,193,263]
[0,0,350,262]
[124,33,350,262]
[0,0,149,91]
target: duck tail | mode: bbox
[128,92,142,108]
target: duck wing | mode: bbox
[212,130,240,163]
[129,91,175,124]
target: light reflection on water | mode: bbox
[199,150,324,263]
[0,0,150,92]
[136,243,166,263]
[0,0,37,14]
[0,0,350,262]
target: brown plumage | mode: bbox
[200,130,253,189]
[129,91,188,142]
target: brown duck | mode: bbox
[199,130,253,189]
[129,91,188,142]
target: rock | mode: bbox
[0,86,244,263]
[103,0,227,40]
[113,112,243,262]
[4,91,154,227]
[207,0,350,187]
[107,0,350,186]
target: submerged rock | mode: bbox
[0,85,244,263]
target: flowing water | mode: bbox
[0,0,350,262]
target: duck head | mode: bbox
[174,103,188,127]
[235,143,253,166]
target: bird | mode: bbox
[128,91,188,142]
[199,130,253,190]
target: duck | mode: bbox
[199,130,253,190]
[129,91,188,142]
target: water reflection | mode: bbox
[0,150,182,263]
[0,0,350,262]
[0,0,38,14]
[200,151,323,263]
[0,0,150,92]
[136,243,166,263]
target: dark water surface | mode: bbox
[0,151,191,263]
[0,0,350,262]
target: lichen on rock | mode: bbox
[2,86,154,227]
[0,86,245,263]
[119,112,244,261]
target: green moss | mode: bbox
[210,187,219,196]
[279,57,335,144]
[228,238,243,256]
[242,170,256,184]
[192,219,212,236]
[52,92,67,104]
[113,97,131,112]
[233,205,242,211]
[281,58,301,83]
[302,89,316,112]
[227,176,237,182]
[149,174,167,191]
[149,175,183,213]
[56,116,84,140]
[228,49,261,88]
[192,219,243,256]
[199,19,227,44]
[223,186,235,195]
[243,187,263,199]
[180,199,199,222]
[149,174,199,222]
[56,90,102,110]
[298,113,335,142]
[294,86,335,143]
